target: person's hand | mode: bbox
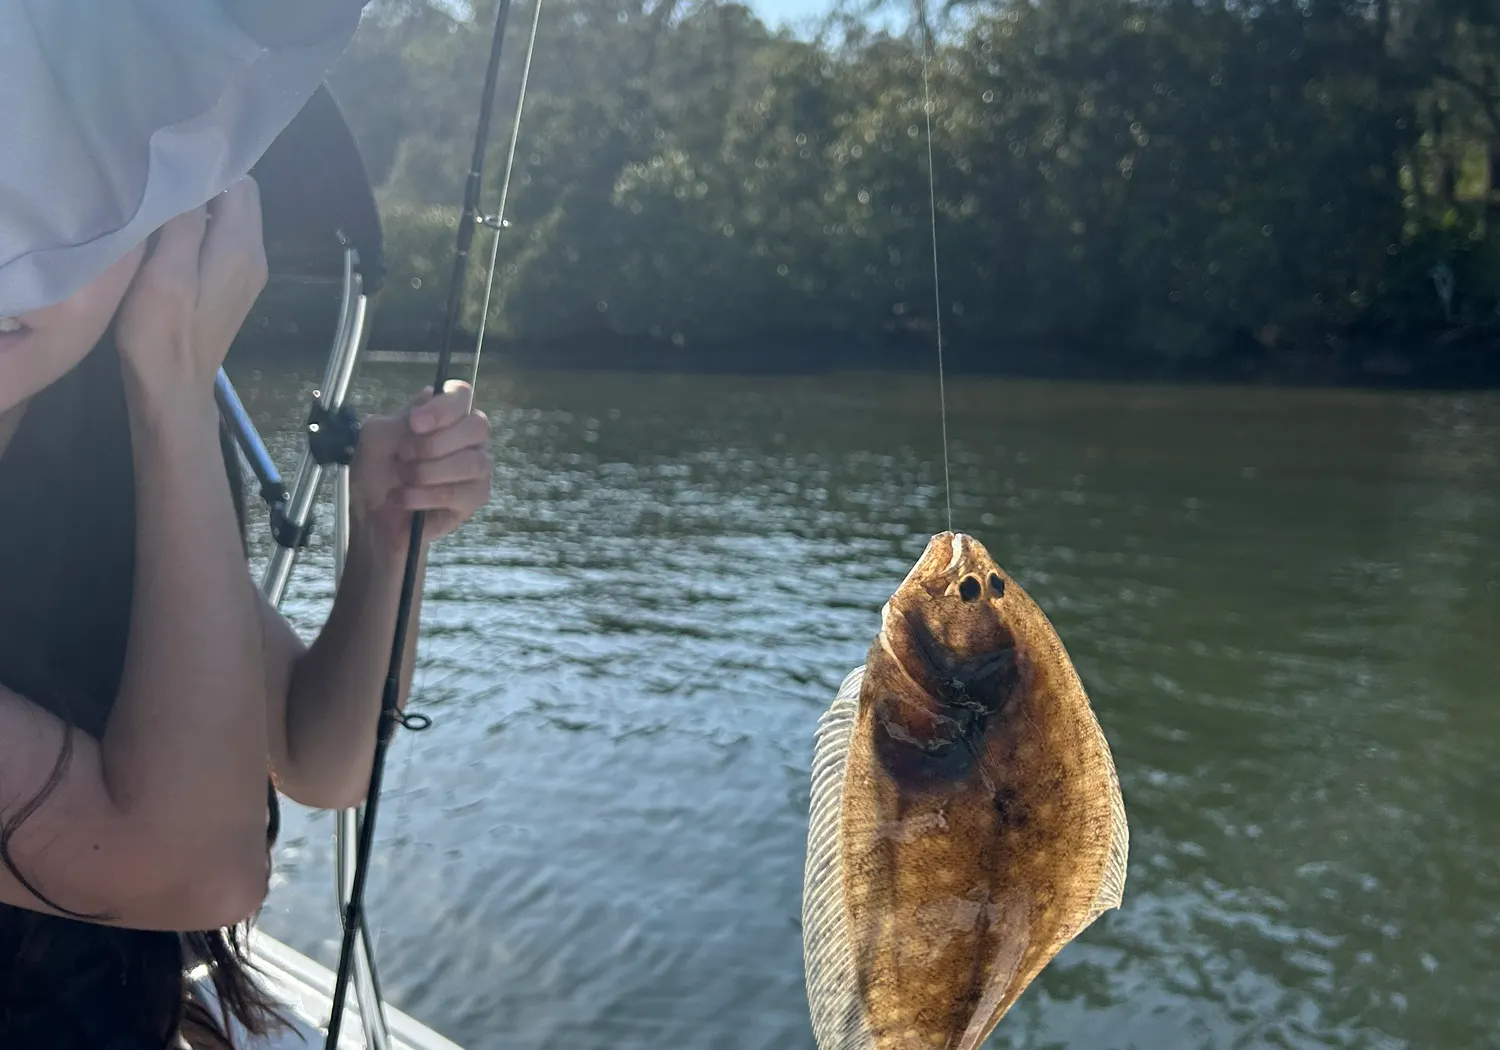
[114,178,268,394]
[349,380,493,555]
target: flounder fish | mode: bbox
[802,531,1128,1050]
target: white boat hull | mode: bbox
[191,932,465,1050]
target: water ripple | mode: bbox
[225,364,1500,1050]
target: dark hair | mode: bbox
[0,339,291,1049]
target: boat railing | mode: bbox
[217,243,393,1050]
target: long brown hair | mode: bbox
[0,337,292,1049]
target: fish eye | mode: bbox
[988,573,1005,597]
[958,575,982,602]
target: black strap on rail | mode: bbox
[269,503,314,550]
[308,399,361,467]
[265,400,361,550]
[321,1,518,1045]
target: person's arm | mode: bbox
[0,685,263,932]
[261,534,424,810]
[263,383,491,810]
[0,184,276,930]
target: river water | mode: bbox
[230,359,1500,1050]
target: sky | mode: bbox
[436,0,911,38]
[426,0,909,43]
[749,0,907,34]
[749,0,835,30]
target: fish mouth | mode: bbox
[892,531,966,595]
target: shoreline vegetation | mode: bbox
[240,0,1499,390]
[243,324,1500,390]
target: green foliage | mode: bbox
[292,0,1500,374]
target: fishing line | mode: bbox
[917,2,953,534]
[322,0,538,1042]
[469,0,545,398]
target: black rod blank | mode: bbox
[321,1,518,1045]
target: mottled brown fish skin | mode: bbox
[840,532,1122,1050]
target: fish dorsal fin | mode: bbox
[801,666,873,1050]
[1081,701,1129,925]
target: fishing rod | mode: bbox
[321,0,545,1042]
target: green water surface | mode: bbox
[230,361,1500,1050]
